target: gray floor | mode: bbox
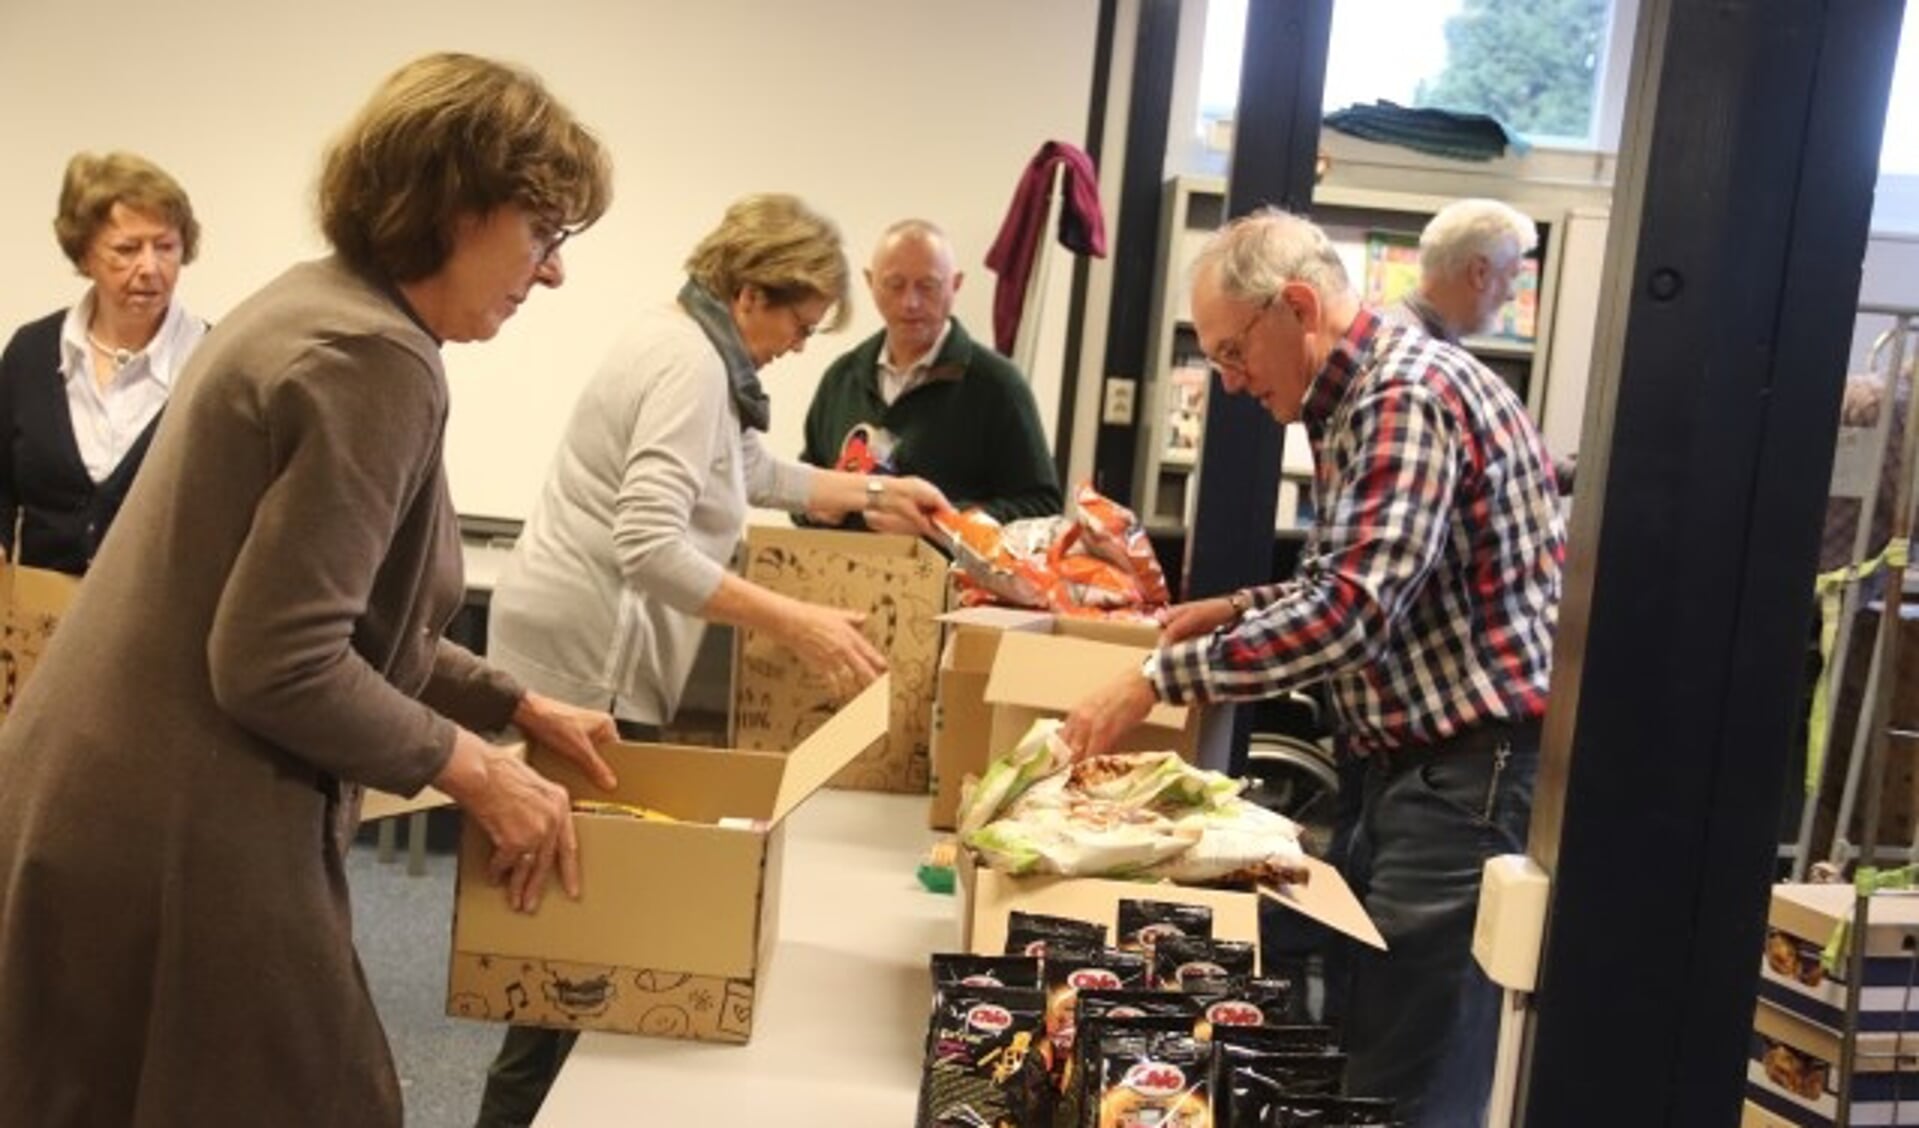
[347,828,499,1128]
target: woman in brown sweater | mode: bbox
[0,53,617,1127]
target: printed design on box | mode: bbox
[449,953,755,1043]
[1760,926,1919,1032]
[735,537,944,793]
[0,610,61,716]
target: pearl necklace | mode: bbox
[86,331,140,370]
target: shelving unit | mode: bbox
[1133,175,1575,533]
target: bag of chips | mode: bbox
[916,985,1053,1127]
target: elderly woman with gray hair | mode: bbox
[0,151,206,574]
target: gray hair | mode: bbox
[1419,198,1537,281]
[872,218,956,267]
[1192,207,1351,305]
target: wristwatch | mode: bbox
[863,476,886,512]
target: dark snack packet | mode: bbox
[931,953,1044,995]
[1154,936,1258,990]
[1072,993,1205,1128]
[915,985,1053,1128]
[1091,1028,1216,1127]
[1116,898,1215,956]
[1258,1094,1398,1126]
[1042,948,1152,1081]
[1209,1024,1337,1054]
[1189,977,1301,1039]
[1212,1033,1346,1128]
[1004,910,1107,962]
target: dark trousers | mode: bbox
[1338,720,1539,1128]
[474,1027,578,1128]
[474,718,658,1128]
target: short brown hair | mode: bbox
[53,152,200,269]
[684,194,852,331]
[319,52,613,283]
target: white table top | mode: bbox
[533,790,955,1126]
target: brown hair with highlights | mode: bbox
[319,52,613,282]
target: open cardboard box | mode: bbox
[956,844,1385,958]
[929,607,1195,830]
[732,526,946,794]
[446,677,889,1043]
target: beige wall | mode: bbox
[0,0,1099,519]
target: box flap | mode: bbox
[1259,855,1386,950]
[984,630,1188,730]
[1053,615,1162,647]
[937,606,1056,632]
[769,674,891,824]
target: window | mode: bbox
[1882,5,1919,176]
[1198,0,1623,152]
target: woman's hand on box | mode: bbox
[779,597,887,701]
[512,692,618,791]
[863,475,949,539]
[433,731,580,913]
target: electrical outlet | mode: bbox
[1102,378,1137,425]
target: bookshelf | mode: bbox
[1133,175,1570,533]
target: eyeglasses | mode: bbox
[788,305,824,341]
[532,222,575,267]
[1204,295,1276,373]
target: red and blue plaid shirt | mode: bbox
[1152,309,1564,752]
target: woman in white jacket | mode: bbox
[477,193,946,1125]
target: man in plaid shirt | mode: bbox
[1063,208,1564,1127]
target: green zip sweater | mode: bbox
[800,317,1061,523]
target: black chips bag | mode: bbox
[1116,898,1215,956]
[1153,936,1258,990]
[1255,1094,1398,1126]
[1090,1028,1216,1127]
[1071,992,1205,1128]
[1003,910,1106,963]
[915,985,1052,1128]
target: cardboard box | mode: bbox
[956,845,1384,958]
[1760,883,1919,1033]
[928,607,1195,831]
[1748,1000,1919,1126]
[930,608,1124,828]
[984,629,1199,764]
[732,526,946,793]
[446,677,888,1042]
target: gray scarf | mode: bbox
[677,279,770,431]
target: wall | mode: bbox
[0,0,1098,521]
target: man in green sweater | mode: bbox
[800,219,1061,524]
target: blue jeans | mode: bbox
[1340,721,1539,1128]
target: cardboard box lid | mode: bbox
[983,630,1189,730]
[769,674,891,825]
[1259,857,1387,950]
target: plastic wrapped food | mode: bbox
[1073,482,1171,607]
[963,722,1308,885]
[929,484,1170,615]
